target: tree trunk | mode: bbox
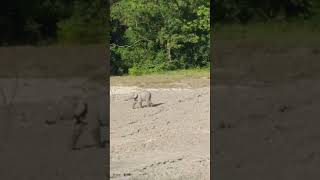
[167,43,171,62]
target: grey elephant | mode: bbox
[70,98,88,150]
[125,90,153,109]
[96,92,108,148]
[70,93,107,150]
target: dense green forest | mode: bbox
[2,0,320,75]
[110,0,209,75]
[111,0,320,75]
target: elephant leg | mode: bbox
[71,123,86,150]
[132,101,137,109]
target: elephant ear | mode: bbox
[133,93,138,99]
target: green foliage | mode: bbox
[2,0,320,49]
[57,0,108,44]
[111,0,210,75]
[57,16,106,44]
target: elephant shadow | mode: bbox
[149,102,164,107]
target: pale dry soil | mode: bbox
[212,42,320,179]
[213,79,320,180]
[0,78,107,180]
[110,84,210,179]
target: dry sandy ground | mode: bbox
[0,77,210,180]
[213,79,320,179]
[212,41,320,179]
[0,78,107,180]
[110,86,210,179]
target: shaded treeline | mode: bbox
[2,0,318,46]
[212,0,320,23]
[0,0,108,46]
[2,0,320,75]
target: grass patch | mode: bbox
[0,45,107,78]
[111,68,210,88]
[212,21,320,84]
[143,67,209,77]
[214,20,320,47]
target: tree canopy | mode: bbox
[110,0,210,75]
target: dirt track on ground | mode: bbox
[110,86,210,180]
